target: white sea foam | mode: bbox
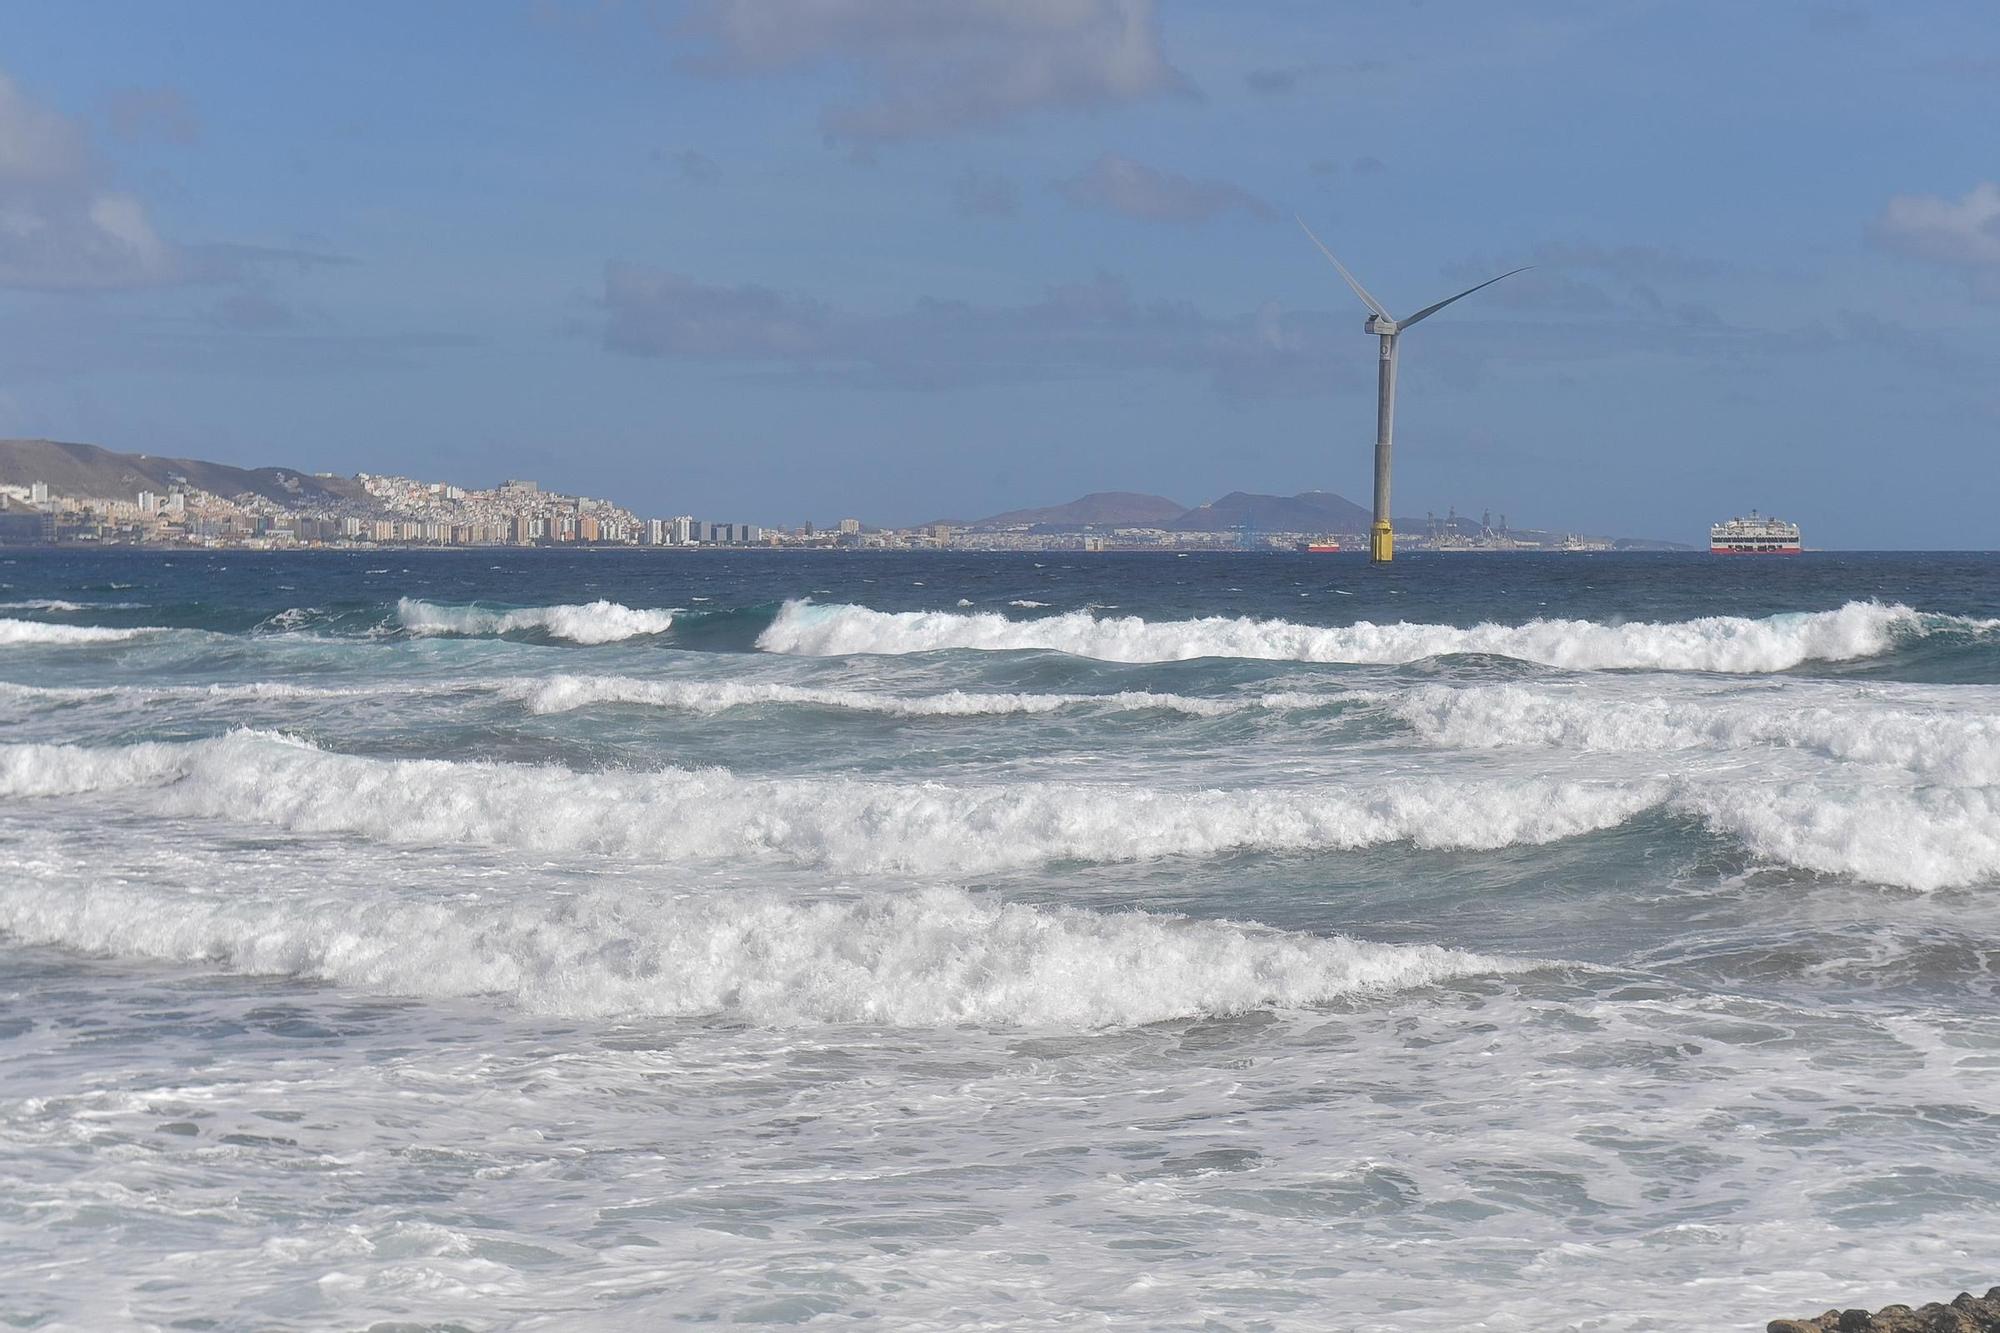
[0,737,203,796]
[1008,599,1050,608]
[396,597,678,643]
[757,599,1936,672]
[0,618,160,645]
[501,673,1336,719]
[0,880,1521,1026]
[0,731,1661,875]
[1394,683,2000,784]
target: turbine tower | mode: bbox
[1297,216,1529,564]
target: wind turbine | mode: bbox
[1297,216,1529,563]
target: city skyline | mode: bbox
[0,4,1997,547]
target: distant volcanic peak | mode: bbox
[1166,489,1372,533]
[968,490,1188,529]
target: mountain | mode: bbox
[0,439,369,509]
[963,491,1187,529]
[1167,490,1374,534]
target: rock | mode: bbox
[1764,1288,2000,1333]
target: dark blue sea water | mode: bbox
[2,548,1997,1329]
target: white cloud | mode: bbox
[1873,181,2000,269]
[1055,152,1272,224]
[0,72,179,290]
[682,0,1195,145]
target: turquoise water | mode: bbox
[3,549,1998,1329]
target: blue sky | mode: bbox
[0,1,1995,545]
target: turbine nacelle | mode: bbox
[1364,314,1397,336]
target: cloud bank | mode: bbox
[1055,152,1273,224]
[600,262,1340,395]
[0,72,178,290]
[681,0,1195,144]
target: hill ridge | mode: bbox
[0,439,368,509]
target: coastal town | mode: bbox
[0,439,1660,553]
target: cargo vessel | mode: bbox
[1295,539,1344,553]
[1710,511,1801,554]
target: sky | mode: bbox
[0,1,1996,547]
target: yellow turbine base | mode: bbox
[1370,521,1394,564]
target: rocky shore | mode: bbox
[1768,1288,2000,1332]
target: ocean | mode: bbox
[2,547,1997,1331]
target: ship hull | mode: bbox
[1710,545,1801,554]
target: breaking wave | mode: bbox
[1,730,1659,875]
[1684,785,2000,893]
[0,680,413,709]
[1394,683,2000,785]
[396,597,679,644]
[0,618,160,645]
[0,599,147,611]
[502,673,1337,719]
[0,880,1522,1027]
[7,730,1997,888]
[757,600,1955,673]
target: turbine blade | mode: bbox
[1399,266,1533,328]
[1295,214,1392,320]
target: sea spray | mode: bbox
[396,597,679,643]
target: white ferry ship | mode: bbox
[1710,511,1801,554]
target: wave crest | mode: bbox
[11,732,1996,889]
[0,618,160,645]
[1394,683,2000,784]
[0,731,1658,875]
[0,879,1521,1027]
[756,600,1936,673]
[502,673,1331,719]
[1686,785,2000,892]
